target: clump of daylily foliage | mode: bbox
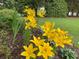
[20,6,73,59]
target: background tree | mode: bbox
[66,0,79,12]
[45,0,68,17]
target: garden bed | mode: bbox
[0,8,79,59]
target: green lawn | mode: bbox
[37,17,79,47]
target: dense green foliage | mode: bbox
[2,0,79,17]
[66,0,79,12]
[0,9,24,42]
[2,0,44,13]
[53,0,68,17]
[45,1,53,17]
[0,30,11,59]
[45,0,68,17]
[60,48,77,59]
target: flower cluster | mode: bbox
[41,22,72,48]
[21,36,54,59]
[24,6,37,29]
[21,6,73,59]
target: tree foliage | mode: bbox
[46,0,68,17]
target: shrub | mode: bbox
[3,0,15,9]
[45,0,68,17]
[0,9,16,30]
[2,0,46,14]
[59,48,77,59]
[0,30,11,59]
[0,9,24,42]
[45,1,54,17]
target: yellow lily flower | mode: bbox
[37,43,54,59]
[21,44,37,59]
[25,20,37,29]
[24,7,35,17]
[41,22,72,48]
[24,6,37,29]
[41,22,55,31]
[53,29,72,48]
[30,36,45,47]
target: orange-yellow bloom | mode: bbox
[24,7,35,17]
[52,28,72,48]
[21,44,37,59]
[37,43,54,59]
[41,22,55,31]
[24,6,37,29]
[41,22,72,48]
[25,20,37,29]
[41,22,55,41]
[30,36,45,47]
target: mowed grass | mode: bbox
[37,17,79,47]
